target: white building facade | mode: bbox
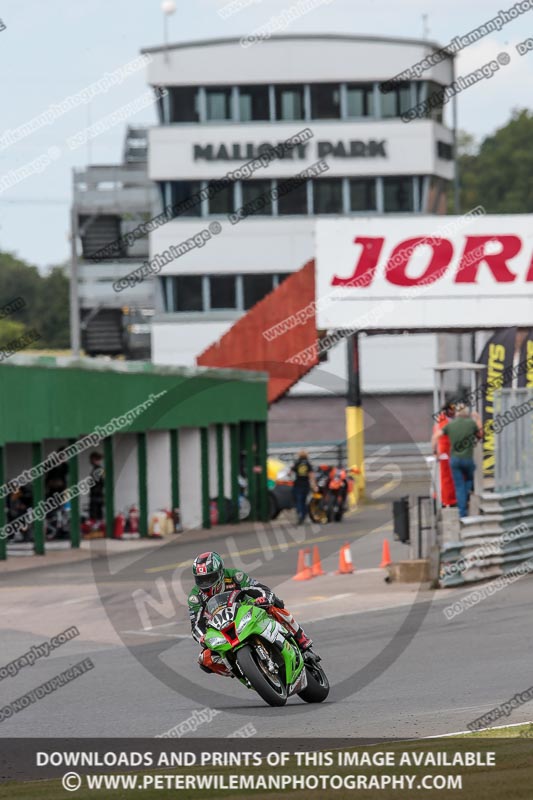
[143,34,457,430]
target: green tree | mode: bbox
[0,319,27,349]
[457,109,533,213]
[0,252,70,348]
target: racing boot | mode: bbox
[294,627,313,652]
[198,649,232,677]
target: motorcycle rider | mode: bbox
[189,551,313,677]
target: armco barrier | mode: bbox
[439,487,533,587]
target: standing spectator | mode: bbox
[291,450,314,525]
[6,484,33,542]
[88,451,105,522]
[432,403,483,519]
[432,402,457,508]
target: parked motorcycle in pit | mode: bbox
[308,465,349,524]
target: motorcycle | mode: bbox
[45,500,71,540]
[308,465,349,524]
[203,589,329,707]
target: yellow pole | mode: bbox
[346,405,365,499]
[346,333,365,501]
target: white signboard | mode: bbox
[315,214,533,330]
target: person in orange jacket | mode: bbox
[432,402,457,507]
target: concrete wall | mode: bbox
[147,431,171,513]
[269,393,434,445]
[179,428,202,528]
[114,435,138,512]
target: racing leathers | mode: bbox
[188,568,311,677]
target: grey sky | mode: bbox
[1,0,531,270]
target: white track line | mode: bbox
[424,720,533,738]
[121,630,190,639]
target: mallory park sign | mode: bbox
[193,139,387,161]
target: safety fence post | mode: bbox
[244,422,257,521]
[68,438,80,549]
[32,441,45,555]
[104,437,115,539]
[0,445,6,560]
[137,432,148,538]
[257,421,269,522]
[170,428,180,515]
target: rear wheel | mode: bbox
[298,660,330,703]
[309,496,327,524]
[268,492,279,520]
[236,644,287,707]
[334,500,345,522]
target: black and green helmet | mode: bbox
[192,551,224,597]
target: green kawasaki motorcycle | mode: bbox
[203,589,329,707]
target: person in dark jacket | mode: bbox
[291,450,314,524]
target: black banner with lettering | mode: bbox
[477,328,533,477]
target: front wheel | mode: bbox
[239,496,251,521]
[309,496,327,524]
[298,660,330,703]
[235,644,287,707]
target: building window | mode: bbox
[205,87,233,121]
[243,274,274,309]
[209,275,237,309]
[424,82,444,122]
[277,178,308,214]
[346,84,374,117]
[161,276,174,311]
[383,177,414,212]
[169,181,203,217]
[168,87,200,122]
[175,276,204,312]
[437,140,453,160]
[349,178,377,212]
[310,83,341,119]
[276,272,291,286]
[239,85,270,121]
[381,82,412,118]
[241,180,273,215]
[274,85,305,120]
[313,179,343,214]
[207,180,234,215]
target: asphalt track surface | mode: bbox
[1,498,532,740]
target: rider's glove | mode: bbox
[254,595,272,607]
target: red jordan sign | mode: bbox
[315,215,533,330]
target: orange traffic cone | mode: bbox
[293,548,313,581]
[311,545,325,577]
[380,539,392,568]
[336,542,354,574]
